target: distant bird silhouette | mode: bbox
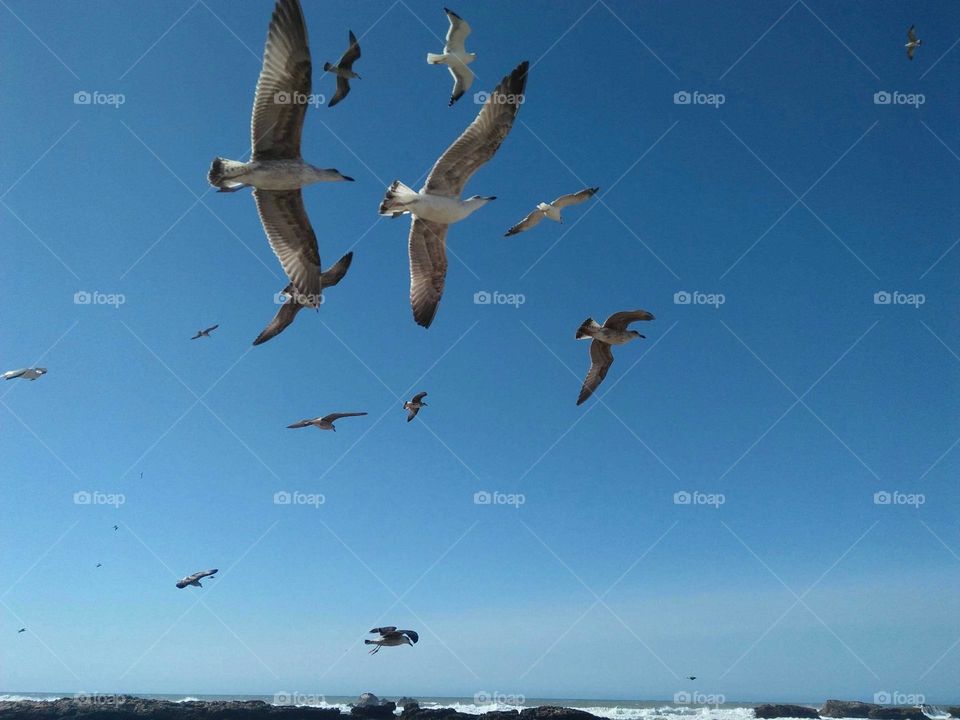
[403,392,428,422]
[365,626,419,654]
[2,367,47,381]
[112,525,119,531]
[176,568,218,589]
[906,25,922,60]
[287,412,367,431]
[504,187,598,236]
[96,563,102,568]
[324,30,361,107]
[427,8,476,105]
[17,627,26,633]
[687,676,696,681]
[191,325,219,340]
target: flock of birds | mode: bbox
[6,0,929,663]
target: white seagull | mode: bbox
[379,61,529,327]
[2,367,47,381]
[365,626,419,654]
[906,25,922,60]
[575,310,655,405]
[208,0,353,305]
[191,324,219,340]
[427,8,476,106]
[403,392,428,422]
[253,251,353,345]
[324,30,361,108]
[176,568,218,589]
[504,187,599,236]
[287,412,368,431]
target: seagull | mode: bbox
[207,0,354,305]
[253,252,353,345]
[917,707,952,720]
[906,25,922,60]
[176,568,218,589]
[2,367,47,381]
[96,563,102,568]
[379,61,529,328]
[575,310,655,405]
[687,676,696,681]
[287,412,368,431]
[17,628,26,633]
[112,525,119,531]
[324,30,361,108]
[403,392,428,422]
[504,187,599,236]
[365,626,419,654]
[427,8,476,106]
[191,324,219,340]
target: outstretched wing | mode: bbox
[603,309,655,331]
[287,418,314,428]
[412,392,428,402]
[321,412,368,423]
[447,63,474,106]
[370,626,397,635]
[504,207,545,236]
[2,369,27,380]
[329,76,351,107]
[551,186,599,209]
[399,630,419,644]
[253,189,321,304]
[907,25,918,42]
[338,30,361,69]
[406,406,420,422]
[408,218,448,328]
[577,340,614,406]
[424,61,529,198]
[253,285,304,346]
[251,0,312,160]
[443,8,471,54]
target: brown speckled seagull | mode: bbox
[287,412,368,431]
[575,310,655,405]
[365,626,419,653]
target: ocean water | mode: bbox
[0,693,820,720]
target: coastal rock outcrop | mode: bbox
[754,704,820,719]
[820,701,875,718]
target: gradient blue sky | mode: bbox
[1,0,958,705]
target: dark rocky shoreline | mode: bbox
[0,697,957,720]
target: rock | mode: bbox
[351,702,396,719]
[356,695,381,709]
[396,699,418,710]
[868,710,925,720]
[820,701,877,718]
[754,704,820,719]
[519,708,600,720]
[0,698,343,720]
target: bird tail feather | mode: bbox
[576,318,600,339]
[426,52,445,64]
[378,181,418,216]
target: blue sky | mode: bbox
[1,0,958,705]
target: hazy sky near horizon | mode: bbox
[1,0,959,704]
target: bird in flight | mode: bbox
[2,367,47,381]
[576,310,655,405]
[112,525,119,531]
[379,61,529,327]
[504,187,599,236]
[176,568,218,589]
[687,676,696,681]
[906,25,922,60]
[403,392,428,422]
[287,412,368,431]
[427,8,476,106]
[324,30,361,107]
[17,628,26,633]
[208,0,354,307]
[96,563,102,568]
[191,325,219,340]
[365,626,419,654]
[253,252,353,346]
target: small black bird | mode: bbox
[17,628,26,633]
[687,676,697,681]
